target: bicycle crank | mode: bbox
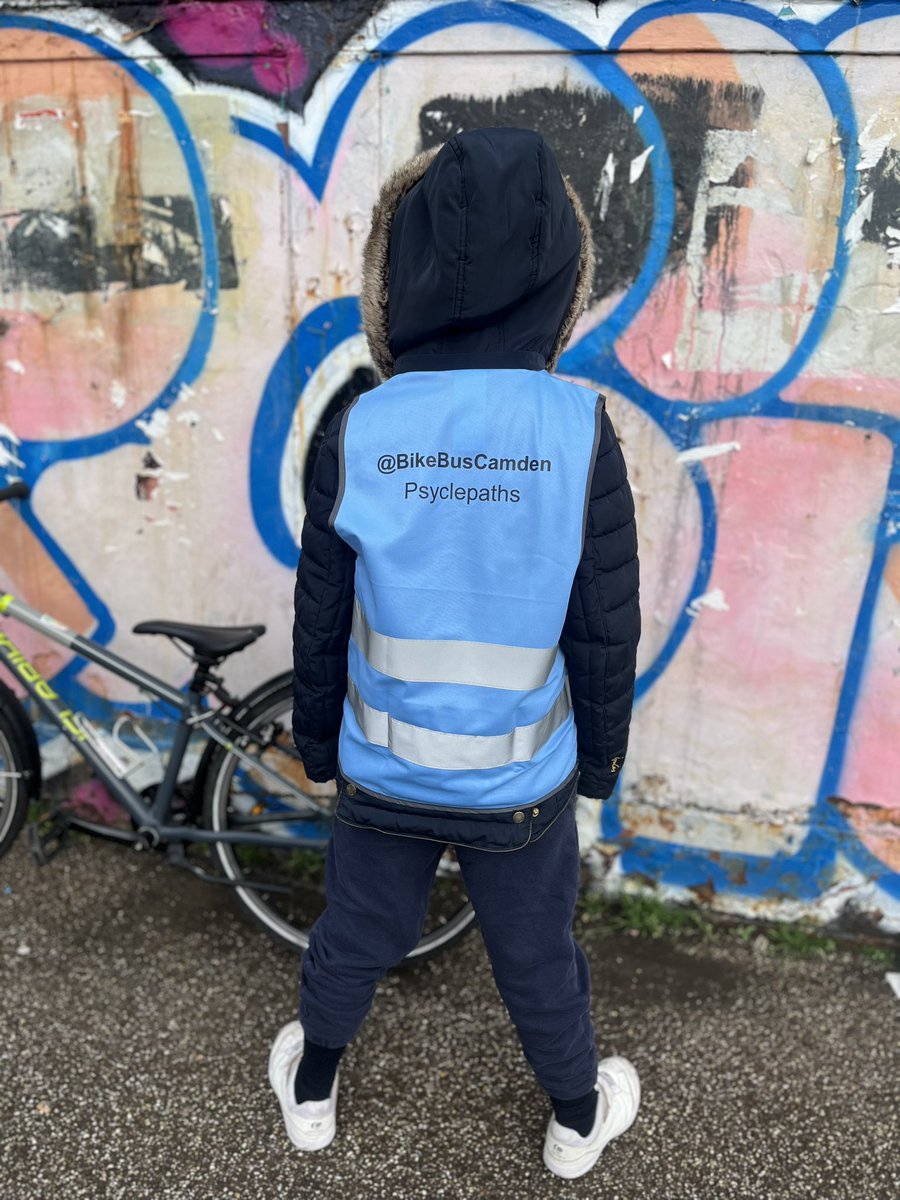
[164,843,293,895]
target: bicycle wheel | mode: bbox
[202,678,476,960]
[0,679,42,858]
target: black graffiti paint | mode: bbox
[1,194,238,295]
[103,0,382,111]
[135,450,162,502]
[419,75,763,301]
[860,148,900,244]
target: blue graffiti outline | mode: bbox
[235,1,675,348]
[598,0,900,900]
[249,298,362,566]
[241,0,900,902]
[240,0,724,801]
[242,0,720,755]
[0,15,219,715]
[4,4,895,899]
[242,1,683,580]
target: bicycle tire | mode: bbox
[202,677,476,962]
[189,670,294,826]
[0,678,42,858]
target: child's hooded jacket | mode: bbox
[292,129,640,848]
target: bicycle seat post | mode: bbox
[149,653,226,826]
[188,655,234,708]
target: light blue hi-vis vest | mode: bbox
[330,369,603,811]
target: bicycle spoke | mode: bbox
[206,680,474,957]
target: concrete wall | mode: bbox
[1,0,898,930]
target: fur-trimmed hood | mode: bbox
[361,129,594,379]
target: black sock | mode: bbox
[293,1040,346,1104]
[549,1087,599,1137]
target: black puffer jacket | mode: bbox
[293,128,640,830]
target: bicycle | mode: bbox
[0,480,475,961]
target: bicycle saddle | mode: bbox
[132,619,265,659]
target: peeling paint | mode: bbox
[0,420,24,470]
[845,190,874,245]
[629,143,654,183]
[857,114,894,173]
[135,409,171,439]
[1,0,898,927]
[686,588,731,617]
[594,150,616,221]
[806,136,827,165]
[676,440,741,464]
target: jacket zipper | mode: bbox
[336,766,578,815]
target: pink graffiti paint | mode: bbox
[0,297,197,440]
[165,1,307,94]
[700,419,891,676]
[616,199,838,405]
[250,37,306,95]
[784,372,900,419]
[616,275,773,402]
[16,108,66,121]
[64,777,129,828]
[626,416,893,823]
[837,546,900,870]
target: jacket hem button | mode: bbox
[345,783,357,797]
[512,811,525,824]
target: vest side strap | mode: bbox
[346,677,572,771]
[351,599,558,691]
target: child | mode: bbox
[269,127,641,1180]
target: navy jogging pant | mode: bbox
[298,795,598,1100]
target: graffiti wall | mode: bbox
[1,0,898,928]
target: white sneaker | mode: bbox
[542,1056,640,1179]
[268,1020,339,1152]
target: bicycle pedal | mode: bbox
[27,811,71,867]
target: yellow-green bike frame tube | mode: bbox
[0,592,187,711]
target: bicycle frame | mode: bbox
[0,591,330,849]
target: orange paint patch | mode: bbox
[0,507,92,632]
[0,29,199,435]
[617,15,741,86]
[848,808,900,874]
[784,374,900,421]
[0,31,136,98]
[0,506,94,696]
[885,545,900,605]
[0,284,199,439]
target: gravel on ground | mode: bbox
[2,837,898,1200]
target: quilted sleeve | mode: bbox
[292,412,356,781]
[560,407,641,800]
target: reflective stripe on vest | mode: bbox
[347,676,571,771]
[351,598,557,691]
[331,369,602,809]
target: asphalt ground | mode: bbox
[2,835,898,1200]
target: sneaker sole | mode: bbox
[602,1055,641,1136]
[543,1058,641,1180]
[268,1023,337,1152]
[282,1115,336,1153]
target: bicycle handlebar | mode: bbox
[0,481,30,504]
